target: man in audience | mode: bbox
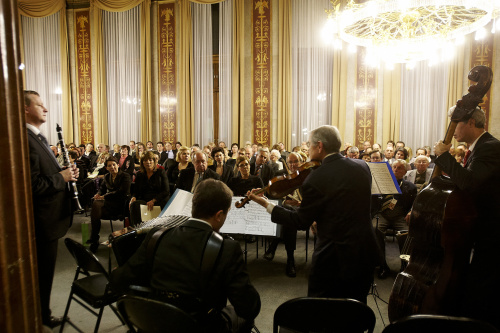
[250,147,278,187]
[359,140,371,156]
[373,159,417,279]
[278,142,289,160]
[176,151,220,192]
[165,142,176,160]
[24,90,79,328]
[434,107,500,329]
[156,141,168,166]
[218,141,226,148]
[404,155,432,191]
[244,146,253,161]
[372,143,382,152]
[110,179,261,332]
[383,146,395,164]
[84,143,95,159]
[247,125,381,303]
[347,146,360,159]
[191,144,200,152]
[387,140,395,148]
[146,141,155,151]
[395,141,405,150]
[370,150,382,162]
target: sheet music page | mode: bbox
[367,162,401,195]
[221,197,278,236]
[160,189,193,217]
[140,205,162,221]
[220,197,248,234]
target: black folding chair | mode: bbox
[382,314,500,333]
[117,295,201,333]
[273,297,376,333]
[60,238,125,332]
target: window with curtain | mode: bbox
[219,0,232,145]
[291,0,334,147]
[22,13,63,145]
[400,61,449,154]
[192,2,214,146]
[103,6,141,146]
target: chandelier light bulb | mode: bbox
[475,27,487,40]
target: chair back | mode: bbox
[64,238,108,277]
[273,297,376,333]
[382,315,500,333]
[117,295,200,333]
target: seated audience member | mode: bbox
[156,141,168,166]
[228,156,264,196]
[347,146,360,159]
[410,147,435,169]
[361,153,371,162]
[372,143,382,152]
[387,140,395,149]
[177,151,220,193]
[164,142,176,160]
[118,145,135,177]
[395,141,405,150]
[373,159,417,279]
[88,152,110,178]
[146,140,155,151]
[84,143,96,158]
[112,144,121,159]
[370,150,382,162]
[394,148,410,170]
[250,148,278,188]
[340,142,351,156]
[129,140,137,156]
[297,151,308,163]
[228,143,239,158]
[209,147,234,185]
[454,148,466,165]
[134,142,146,168]
[270,149,284,170]
[423,145,436,163]
[264,152,304,277]
[291,146,300,153]
[218,141,226,148]
[278,142,290,160]
[129,151,170,226]
[191,144,200,152]
[167,146,193,192]
[359,140,371,156]
[404,155,432,192]
[69,149,86,185]
[110,179,261,332]
[87,157,131,252]
[80,152,111,207]
[383,146,395,164]
[203,145,214,166]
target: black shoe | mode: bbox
[89,241,99,253]
[378,265,390,279]
[286,260,296,278]
[263,250,275,261]
[46,315,64,328]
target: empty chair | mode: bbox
[117,295,201,333]
[273,297,376,333]
[60,238,125,332]
[382,315,499,333]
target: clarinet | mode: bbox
[56,124,84,213]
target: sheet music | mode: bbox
[367,162,401,195]
[160,189,194,217]
[140,205,162,221]
[220,198,278,236]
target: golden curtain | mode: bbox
[18,0,74,142]
[382,66,401,144]
[232,0,245,145]
[277,0,292,151]
[331,42,348,139]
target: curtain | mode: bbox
[102,5,142,145]
[382,65,401,146]
[192,2,214,146]
[21,13,63,145]
[231,0,245,145]
[291,0,334,147]
[277,0,292,151]
[400,61,449,153]
[219,0,232,146]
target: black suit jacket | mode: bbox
[270,154,381,296]
[133,168,170,207]
[208,163,234,184]
[119,155,135,177]
[157,151,168,166]
[98,170,131,215]
[176,168,220,192]
[110,219,261,321]
[28,128,72,241]
[250,161,278,187]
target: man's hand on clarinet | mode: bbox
[60,164,78,182]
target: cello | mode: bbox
[388,65,493,321]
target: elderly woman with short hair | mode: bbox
[129,151,170,226]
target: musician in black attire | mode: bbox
[228,156,264,196]
[129,151,170,226]
[88,157,131,252]
[434,106,500,329]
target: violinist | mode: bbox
[434,106,500,329]
[247,125,381,303]
[263,152,304,278]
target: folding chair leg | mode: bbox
[94,306,105,333]
[60,290,74,332]
[109,304,125,325]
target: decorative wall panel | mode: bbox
[355,47,376,148]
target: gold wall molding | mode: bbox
[252,0,271,146]
[355,47,376,148]
[158,2,177,144]
[75,9,94,144]
[471,23,494,130]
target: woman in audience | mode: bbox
[80,152,111,208]
[209,147,234,184]
[118,145,135,177]
[394,147,410,170]
[112,144,121,159]
[203,145,214,166]
[166,146,193,190]
[228,143,239,157]
[88,157,131,252]
[129,151,170,226]
[88,152,110,177]
[270,149,284,170]
[134,142,146,168]
[228,156,264,196]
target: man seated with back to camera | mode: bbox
[110,179,261,333]
[373,159,417,279]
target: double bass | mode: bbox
[388,65,493,321]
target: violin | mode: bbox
[235,160,321,208]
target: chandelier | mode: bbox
[325,0,500,64]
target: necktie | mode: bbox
[463,150,471,165]
[38,133,49,149]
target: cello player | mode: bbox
[434,106,500,329]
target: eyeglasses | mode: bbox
[238,163,249,168]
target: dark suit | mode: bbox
[176,168,220,192]
[27,128,73,324]
[130,168,170,225]
[270,154,381,302]
[435,132,500,329]
[110,219,261,328]
[157,151,168,166]
[250,161,278,188]
[228,175,264,197]
[208,163,234,185]
[119,155,135,177]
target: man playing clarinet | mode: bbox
[24,90,79,328]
